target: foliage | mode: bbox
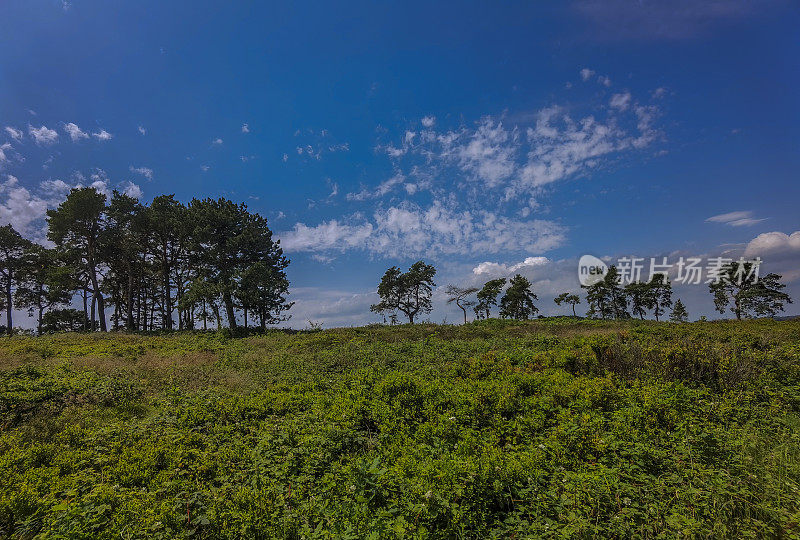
[474,278,506,319]
[0,320,799,537]
[670,299,689,322]
[554,292,581,317]
[370,261,437,324]
[584,266,629,319]
[710,262,791,319]
[499,274,538,320]
[445,285,479,324]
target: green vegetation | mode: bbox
[1,319,799,537]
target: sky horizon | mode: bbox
[1,0,799,329]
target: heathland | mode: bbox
[1,319,799,538]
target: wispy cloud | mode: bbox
[129,165,153,180]
[574,0,783,41]
[138,125,146,135]
[212,138,223,145]
[4,127,23,141]
[241,123,250,133]
[706,210,766,227]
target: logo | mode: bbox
[578,255,608,286]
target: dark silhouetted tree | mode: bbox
[710,261,791,319]
[554,292,581,317]
[47,187,108,331]
[474,278,506,319]
[670,299,688,322]
[370,261,436,324]
[0,224,33,333]
[445,285,479,324]
[499,274,538,320]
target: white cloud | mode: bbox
[706,210,766,227]
[280,200,566,258]
[28,125,59,145]
[212,138,223,145]
[241,123,250,133]
[744,231,800,282]
[598,75,612,87]
[473,256,550,275]
[4,127,23,141]
[63,122,89,142]
[580,68,595,81]
[92,129,113,141]
[0,143,11,164]
[347,173,406,201]
[138,125,146,135]
[122,181,143,199]
[200,165,210,172]
[421,116,436,127]
[280,220,375,253]
[0,175,50,237]
[377,97,661,202]
[609,92,631,111]
[129,165,153,180]
[282,153,289,162]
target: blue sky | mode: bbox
[1,0,799,326]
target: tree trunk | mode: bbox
[223,291,237,328]
[126,262,135,331]
[5,271,12,335]
[572,304,576,317]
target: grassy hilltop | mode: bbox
[1,319,800,538]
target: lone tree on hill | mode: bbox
[445,285,479,324]
[709,261,791,319]
[554,292,581,317]
[370,261,436,324]
[670,299,689,322]
[474,278,506,319]
[499,274,538,320]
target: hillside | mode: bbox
[1,320,799,538]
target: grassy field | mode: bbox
[1,319,799,538]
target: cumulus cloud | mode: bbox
[706,210,766,227]
[280,200,566,258]
[421,116,436,128]
[92,129,113,141]
[580,68,595,81]
[241,123,250,133]
[63,122,89,142]
[28,125,59,145]
[4,127,23,141]
[472,256,550,275]
[744,231,800,282]
[129,165,153,180]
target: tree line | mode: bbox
[0,187,291,335]
[370,260,791,324]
